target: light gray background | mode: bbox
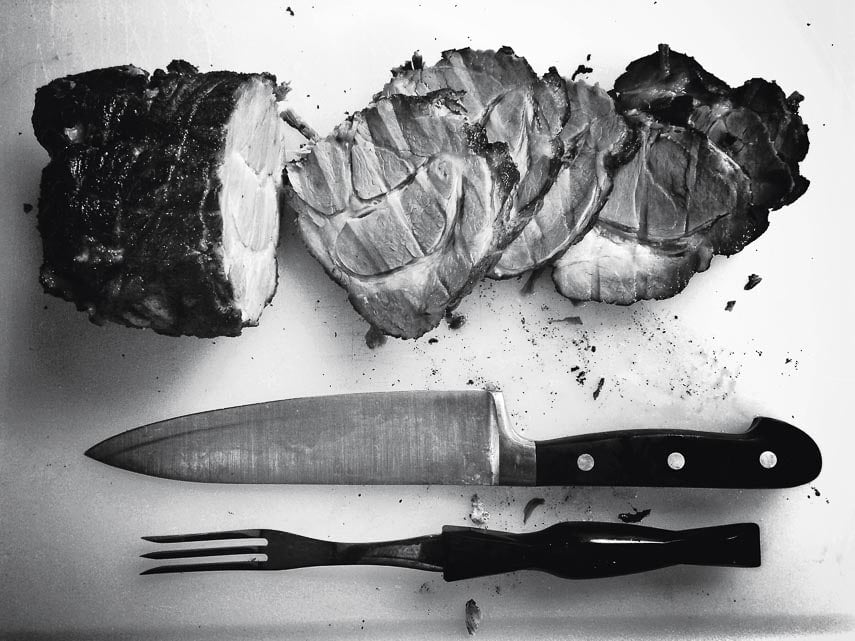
[1,0,853,638]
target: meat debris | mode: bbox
[522,497,545,523]
[465,599,482,635]
[745,273,763,290]
[618,507,652,523]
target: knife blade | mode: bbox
[85,390,821,487]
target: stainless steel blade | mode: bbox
[85,390,536,484]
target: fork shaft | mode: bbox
[335,536,444,572]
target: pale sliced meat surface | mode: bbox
[378,48,568,237]
[552,116,750,303]
[491,80,631,277]
[286,90,518,338]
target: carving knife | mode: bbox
[85,390,821,487]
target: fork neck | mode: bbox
[332,535,444,572]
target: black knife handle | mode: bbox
[534,417,821,488]
[440,521,760,581]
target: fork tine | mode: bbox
[141,545,266,560]
[141,560,264,575]
[142,530,264,543]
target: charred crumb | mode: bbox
[571,64,594,81]
[285,5,294,15]
[725,300,736,311]
[466,379,475,385]
[575,370,587,385]
[618,507,652,523]
[446,310,466,330]
[465,599,481,635]
[364,325,387,349]
[811,486,820,497]
[744,274,762,290]
[22,203,33,213]
[522,497,545,524]
[592,377,605,400]
[550,316,582,325]
[427,337,439,344]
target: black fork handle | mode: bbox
[440,521,760,581]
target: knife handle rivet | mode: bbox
[576,453,595,472]
[667,452,685,470]
[759,450,778,469]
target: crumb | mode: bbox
[364,325,387,349]
[725,300,736,311]
[469,494,489,526]
[522,497,545,524]
[428,337,439,344]
[744,274,762,290]
[592,377,605,400]
[285,5,294,15]
[465,599,481,635]
[618,507,652,523]
[22,203,33,213]
[466,379,475,385]
[550,316,582,325]
[445,310,466,330]
[571,64,594,81]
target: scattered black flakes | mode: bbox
[520,265,547,295]
[465,599,481,635]
[571,64,594,81]
[575,370,587,385]
[522,497,545,524]
[418,581,431,594]
[744,274,762,290]
[428,337,439,344]
[285,5,294,15]
[592,377,605,400]
[811,486,821,497]
[22,203,33,213]
[551,316,582,325]
[446,310,466,330]
[364,325,387,349]
[618,507,652,523]
[725,300,736,311]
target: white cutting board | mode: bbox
[1,1,853,638]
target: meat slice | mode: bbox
[551,115,751,303]
[552,45,808,304]
[615,44,809,212]
[285,90,519,339]
[378,48,568,238]
[491,80,632,277]
[33,60,290,337]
